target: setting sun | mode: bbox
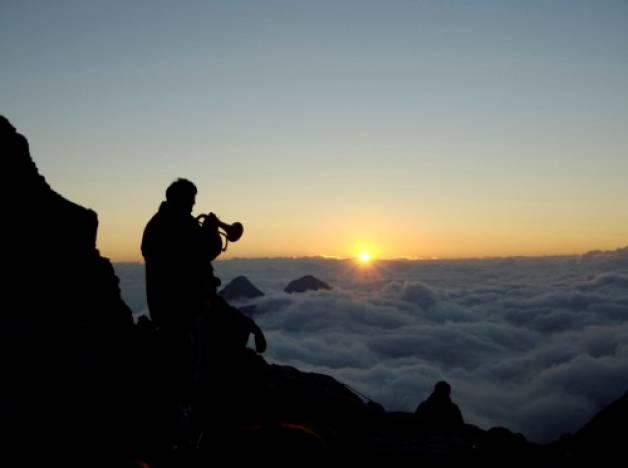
[351,241,380,265]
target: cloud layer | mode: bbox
[114,248,628,442]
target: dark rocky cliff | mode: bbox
[1,116,136,463]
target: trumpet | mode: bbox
[196,213,243,251]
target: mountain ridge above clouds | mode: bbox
[219,275,265,300]
[284,274,333,293]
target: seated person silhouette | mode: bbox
[415,380,464,433]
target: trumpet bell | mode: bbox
[196,213,244,251]
[222,221,243,243]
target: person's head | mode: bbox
[433,381,451,398]
[165,178,197,213]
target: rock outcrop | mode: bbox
[1,116,136,463]
[550,390,628,463]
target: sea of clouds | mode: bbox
[114,247,628,443]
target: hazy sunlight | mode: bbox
[358,251,371,264]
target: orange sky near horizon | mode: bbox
[95,205,627,262]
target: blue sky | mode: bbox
[2,0,627,259]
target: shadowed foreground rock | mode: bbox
[1,115,136,464]
[2,115,626,466]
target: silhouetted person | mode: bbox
[415,381,464,434]
[141,179,267,436]
[141,179,222,403]
[142,179,223,324]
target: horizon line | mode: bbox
[110,246,627,264]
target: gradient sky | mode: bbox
[2,0,627,261]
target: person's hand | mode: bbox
[205,212,219,229]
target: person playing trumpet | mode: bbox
[142,178,221,331]
[141,178,266,423]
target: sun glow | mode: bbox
[358,251,371,263]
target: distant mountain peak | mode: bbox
[219,275,264,300]
[284,274,331,293]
